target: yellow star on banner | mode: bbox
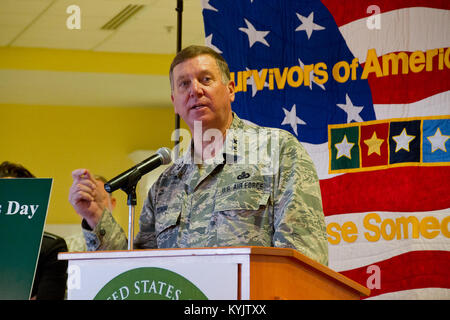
[364,131,384,156]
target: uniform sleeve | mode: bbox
[82,209,128,251]
[272,131,328,265]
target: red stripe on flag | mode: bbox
[361,51,450,105]
[340,250,450,298]
[320,166,450,216]
[321,0,450,27]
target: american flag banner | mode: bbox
[201,0,450,299]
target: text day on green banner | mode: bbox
[0,178,52,299]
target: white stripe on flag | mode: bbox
[374,91,450,120]
[339,7,450,63]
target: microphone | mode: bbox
[104,147,172,193]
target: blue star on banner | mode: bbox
[201,0,375,144]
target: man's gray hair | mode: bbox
[169,45,231,91]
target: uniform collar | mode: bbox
[177,112,246,166]
[172,112,246,188]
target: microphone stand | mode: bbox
[118,168,141,251]
[174,0,183,161]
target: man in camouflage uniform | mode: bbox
[69,45,328,265]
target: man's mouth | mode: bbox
[191,104,207,110]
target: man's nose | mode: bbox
[190,80,204,96]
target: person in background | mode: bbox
[0,161,68,300]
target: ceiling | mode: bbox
[0,0,206,108]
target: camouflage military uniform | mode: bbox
[83,113,328,265]
[65,232,87,252]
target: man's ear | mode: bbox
[228,80,236,102]
[110,197,117,211]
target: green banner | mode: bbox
[0,178,52,299]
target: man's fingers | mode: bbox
[75,178,96,190]
[72,169,87,180]
[69,182,96,204]
[72,188,95,202]
[71,169,97,194]
[69,179,96,196]
[82,169,95,181]
[71,169,95,183]
[75,183,96,196]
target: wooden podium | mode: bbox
[59,246,369,300]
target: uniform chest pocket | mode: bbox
[155,206,181,239]
[215,163,273,213]
[214,190,271,213]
